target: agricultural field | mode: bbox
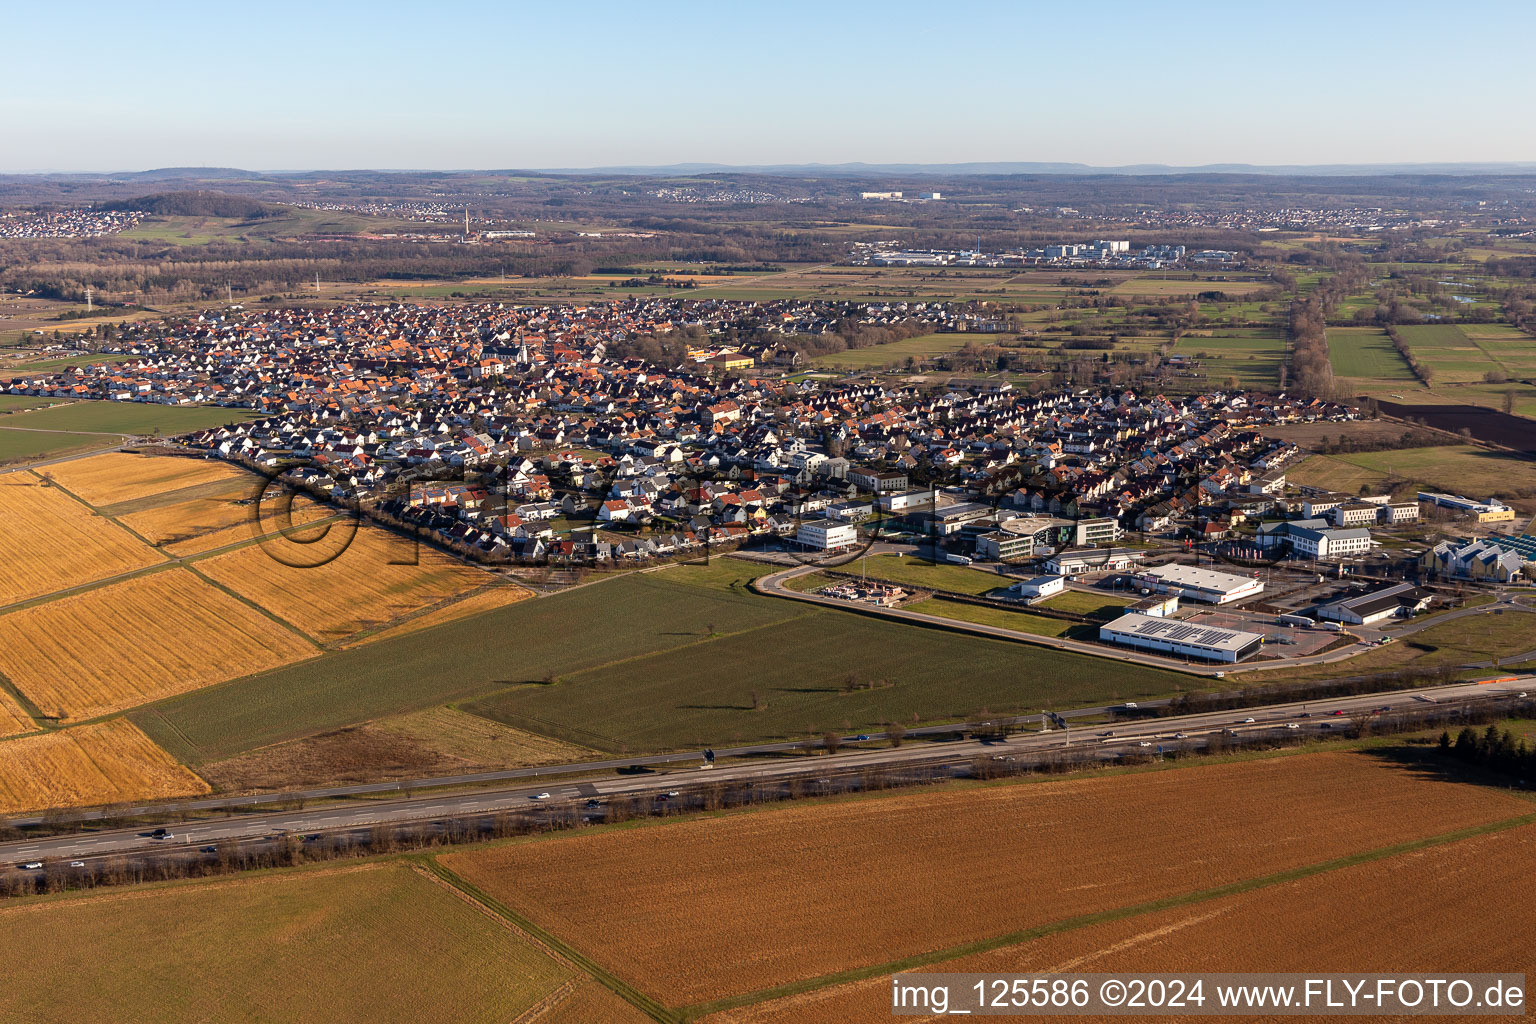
[0,428,122,465]
[197,706,595,793]
[132,570,799,762]
[1326,326,1416,383]
[439,751,1532,1009]
[194,525,510,644]
[706,821,1536,1023]
[132,568,1181,764]
[1170,329,1285,387]
[0,473,164,606]
[0,718,209,813]
[810,332,1001,370]
[1109,275,1274,298]
[0,688,34,737]
[0,400,255,439]
[343,583,532,647]
[468,605,1191,752]
[1287,445,1536,499]
[1395,323,1504,384]
[40,451,248,506]
[0,568,317,721]
[0,863,573,1023]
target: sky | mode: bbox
[7,0,1536,173]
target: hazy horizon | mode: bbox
[6,0,1535,173]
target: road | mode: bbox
[4,678,1526,867]
[753,560,1388,677]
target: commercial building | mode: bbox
[1047,548,1146,575]
[1073,516,1124,546]
[848,467,910,493]
[1129,593,1180,617]
[878,489,932,513]
[1099,612,1265,663]
[796,519,857,551]
[1006,574,1065,601]
[1417,492,1517,523]
[1317,583,1433,626]
[974,530,1034,562]
[1138,563,1264,604]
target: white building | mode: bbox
[878,489,933,513]
[1007,574,1065,601]
[1099,612,1265,663]
[1316,583,1433,625]
[1047,548,1146,575]
[1138,564,1264,604]
[1289,526,1372,559]
[797,519,857,551]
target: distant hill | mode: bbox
[102,190,283,218]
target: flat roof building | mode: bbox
[1138,563,1264,604]
[1316,583,1433,625]
[1047,548,1146,575]
[796,519,857,551]
[1100,612,1265,663]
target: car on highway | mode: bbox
[1331,710,1346,716]
[530,792,552,800]
[1243,718,1256,724]
[1298,712,1311,718]
[201,846,217,853]
[854,734,870,741]
[1319,723,1333,729]
[1519,692,1529,698]
[1285,722,1300,729]
[1138,741,1153,747]
[151,831,174,841]
[69,860,86,868]
[18,862,42,870]
[1174,732,1189,739]
[585,799,601,809]
[665,790,681,798]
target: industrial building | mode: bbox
[1006,574,1065,601]
[1316,583,1433,625]
[1099,612,1265,663]
[1137,563,1264,604]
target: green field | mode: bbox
[0,395,62,412]
[0,862,570,1023]
[1172,330,1286,387]
[811,333,983,370]
[1289,445,1536,498]
[841,554,1007,595]
[134,564,1193,761]
[1326,327,1416,382]
[1038,589,1136,618]
[905,597,1082,639]
[0,428,121,464]
[464,601,1190,750]
[0,400,257,436]
[1394,324,1494,384]
[1,352,136,375]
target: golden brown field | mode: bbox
[441,753,1532,1006]
[0,863,572,1023]
[40,452,246,506]
[196,525,506,642]
[0,569,317,720]
[121,489,332,556]
[0,473,163,606]
[540,980,656,1024]
[0,689,34,738]
[119,493,252,549]
[705,823,1536,1024]
[0,718,209,813]
[344,583,532,646]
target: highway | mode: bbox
[4,677,1526,868]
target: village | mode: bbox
[7,296,1531,633]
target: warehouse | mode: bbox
[1316,582,1433,625]
[1099,612,1265,663]
[1137,563,1264,604]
